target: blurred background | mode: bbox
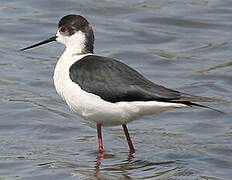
[0,0,232,179]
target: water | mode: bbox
[1,0,232,179]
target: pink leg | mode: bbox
[97,123,103,152]
[122,124,135,154]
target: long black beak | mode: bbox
[20,36,57,51]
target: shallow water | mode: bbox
[1,0,232,179]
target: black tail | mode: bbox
[180,93,223,102]
[183,101,223,113]
[173,92,224,113]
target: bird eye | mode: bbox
[60,27,67,33]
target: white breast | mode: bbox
[53,52,189,126]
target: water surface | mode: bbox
[0,0,232,179]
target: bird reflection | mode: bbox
[94,151,106,177]
[94,151,135,179]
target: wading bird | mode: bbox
[21,14,219,154]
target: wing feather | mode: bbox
[69,55,182,103]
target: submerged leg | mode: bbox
[97,123,103,152]
[122,124,135,154]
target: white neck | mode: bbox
[54,51,93,100]
[56,30,87,56]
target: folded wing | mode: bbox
[69,55,215,105]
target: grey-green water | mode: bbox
[1,0,232,179]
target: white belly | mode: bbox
[54,53,189,126]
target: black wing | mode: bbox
[69,55,183,103]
